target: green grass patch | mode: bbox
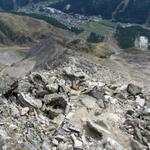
[84,20,117,36]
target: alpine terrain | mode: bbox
[0,0,150,150]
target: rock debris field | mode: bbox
[0,56,150,150]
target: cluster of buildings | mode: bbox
[40,6,102,29]
[18,5,102,29]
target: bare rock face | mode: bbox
[127,83,142,96]
[87,86,105,100]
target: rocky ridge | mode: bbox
[0,56,150,150]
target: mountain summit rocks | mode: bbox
[0,57,150,149]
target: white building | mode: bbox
[135,36,149,50]
[139,36,149,50]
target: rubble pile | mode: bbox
[0,60,150,150]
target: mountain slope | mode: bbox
[51,0,122,19]
[51,0,150,25]
[0,12,72,45]
[0,12,50,45]
[113,0,150,24]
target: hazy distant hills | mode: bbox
[51,0,150,25]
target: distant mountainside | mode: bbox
[0,0,149,25]
[0,12,50,45]
[0,12,71,45]
[0,0,48,10]
[51,0,150,25]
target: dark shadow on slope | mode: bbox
[26,36,68,69]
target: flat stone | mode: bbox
[110,97,118,104]
[37,114,50,125]
[87,86,105,100]
[57,142,68,150]
[35,90,49,98]
[51,147,57,150]
[53,114,65,125]
[9,124,18,130]
[104,95,111,102]
[46,82,58,93]
[63,65,87,79]
[67,145,73,150]
[0,129,10,140]
[136,96,145,107]
[55,135,65,141]
[97,99,105,108]
[85,80,105,88]
[21,107,29,115]
[130,139,147,150]
[127,84,142,96]
[10,104,20,117]
[18,93,42,108]
[104,95,117,104]
[68,126,80,133]
[143,108,150,115]
[71,134,83,149]
[115,85,128,93]
[148,143,150,149]
[87,119,111,135]
[114,85,128,99]
[52,139,58,146]
[80,95,97,109]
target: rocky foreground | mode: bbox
[0,56,150,150]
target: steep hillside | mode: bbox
[51,0,122,19]
[113,0,150,24]
[51,0,150,25]
[0,12,72,45]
